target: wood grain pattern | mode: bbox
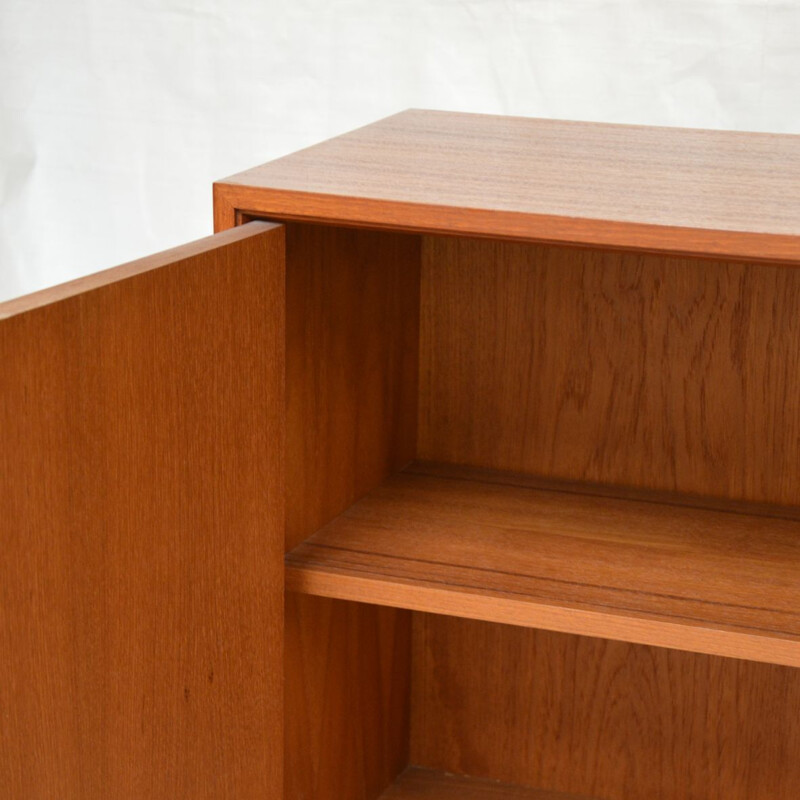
[215,109,800,263]
[285,464,800,667]
[285,595,411,800]
[0,222,285,799]
[285,222,420,550]
[381,768,598,800]
[411,616,800,800]
[283,223,419,800]
[418,235,800,506]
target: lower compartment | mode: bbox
[412,614,800,800]
[285,595,800,800]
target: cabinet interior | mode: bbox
[281,221,800,800]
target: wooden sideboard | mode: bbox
[2,110,800,799]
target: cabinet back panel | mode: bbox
[418,236,800,505]
[411,614,800,800]
[284,224,419,800]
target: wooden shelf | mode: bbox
[381,767,597,800]
[285,463,800,667]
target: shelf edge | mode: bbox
[285,564,800,668]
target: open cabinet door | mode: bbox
[0,222,284,799]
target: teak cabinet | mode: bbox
[2,110,800,800]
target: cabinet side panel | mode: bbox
[418,235,800,505]
[0,227,285,799]
[411,614,800,800]
[286,595,412,800]
[284,224,420,800]
[213,183,238,232]
[286,223,420,550]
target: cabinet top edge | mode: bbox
[215,109,800,262]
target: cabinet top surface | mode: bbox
[217,109,800,262]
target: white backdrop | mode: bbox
[1,0,799,302]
